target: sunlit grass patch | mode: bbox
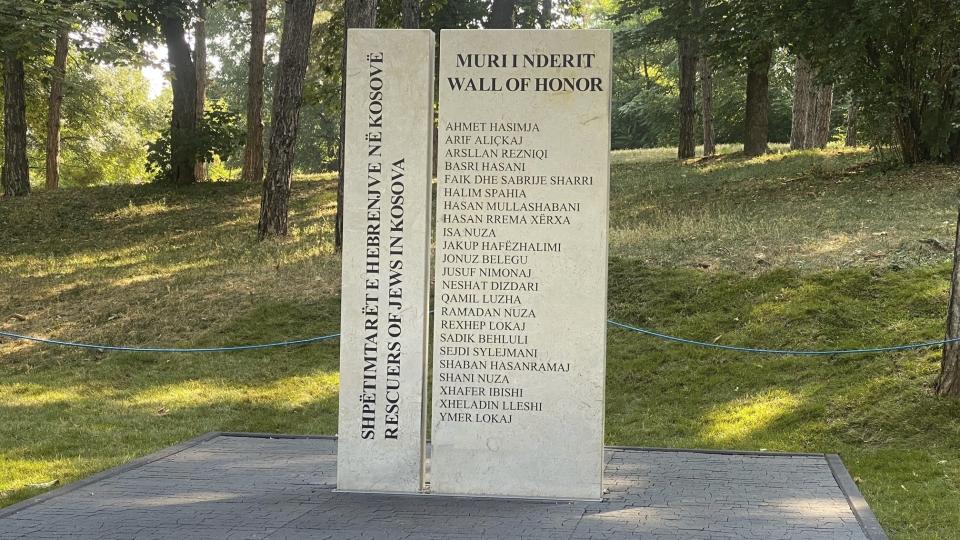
[128,373,340,412]
[702,388,804,442]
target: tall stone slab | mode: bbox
[430,29,612,500]
[337,29,434,494]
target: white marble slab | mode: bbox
[430,29,612,500]
[337,29,434,494]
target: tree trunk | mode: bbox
[895,111,925,165]
[334,0,378,251]
[790,56,813,150]
[258,0,318,239]
[45,29,69,191]
[937,206,960,397]
[2,52,29,197]
[845,96,858,147]
[401,0,419,28]
[744,47,772,157]
[161,15,199,185]
[488,0,515,28]
[241,0,268,184]
[539,0,553,28]
[699,55,716,156]
[811,83,833,148]
[677,24,698,160]
[194,3,208,181]
[792,57,834,150]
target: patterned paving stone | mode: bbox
[0,435,884,539]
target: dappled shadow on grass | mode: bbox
[1,178,347,508]
[611,146,870,207]
[0,178,337,271]
[0,391,340,508]
[0,177,341,365]
[1,295,342,367]
[605,256,958,446]
[609,147,959,272]
[0,314,342,508]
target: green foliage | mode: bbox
[781,0,960,163]
[97,0,206,48]
[0,1,109,57]
[206,0,284,168]
[299,0,347,172]
[615,86,679,148]
[4,54,167,186]
[147,101,244,182]
[56,66,168,186]
[0,0,150,69]
[196,101,245,163]
[608,10,681,148]
[704,0,780,69]
[606,6,796,150]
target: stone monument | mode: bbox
[429,29,612,500]
[336,29,435,494]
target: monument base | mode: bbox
[0,433,886,540]
[333,488,599,502]
[419,489,601,503]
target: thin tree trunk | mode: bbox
[241,0,268,184]
[699,55,715,156]
[811,83,833,148]
[677,18,698,160]
[642,55,651,89]
[488,0,515,28]
[161,15,199,185]
[401,0,419,28]
[2,52,29,197]
[45,29,69,190]
[689,0,711,157]
[743,46,772,157]
[334,0,378,251]
[258,0,318,239]
[845,96,858,147]
[790,56,813,150]
[950,121,960,162]
[937,206,960,397]
[194,3,208,181]
[539,0,553,28]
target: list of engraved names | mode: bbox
[435,119,592,426]
[430,29,611,500]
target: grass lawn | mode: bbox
[2,145,959,538]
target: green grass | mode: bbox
[2,148,960,538]
[611,144,959,271]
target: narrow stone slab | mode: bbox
[337,29,435,494]
[430,29,613,500]
[0,434,882,539]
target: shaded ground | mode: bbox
[1,147,959,538]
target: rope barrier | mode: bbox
[0,330,340,353]
[606,320,958,356]
[1,320,956,356]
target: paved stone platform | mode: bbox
[0,433,885,540]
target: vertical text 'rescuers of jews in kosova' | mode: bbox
[360,51,407,441]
